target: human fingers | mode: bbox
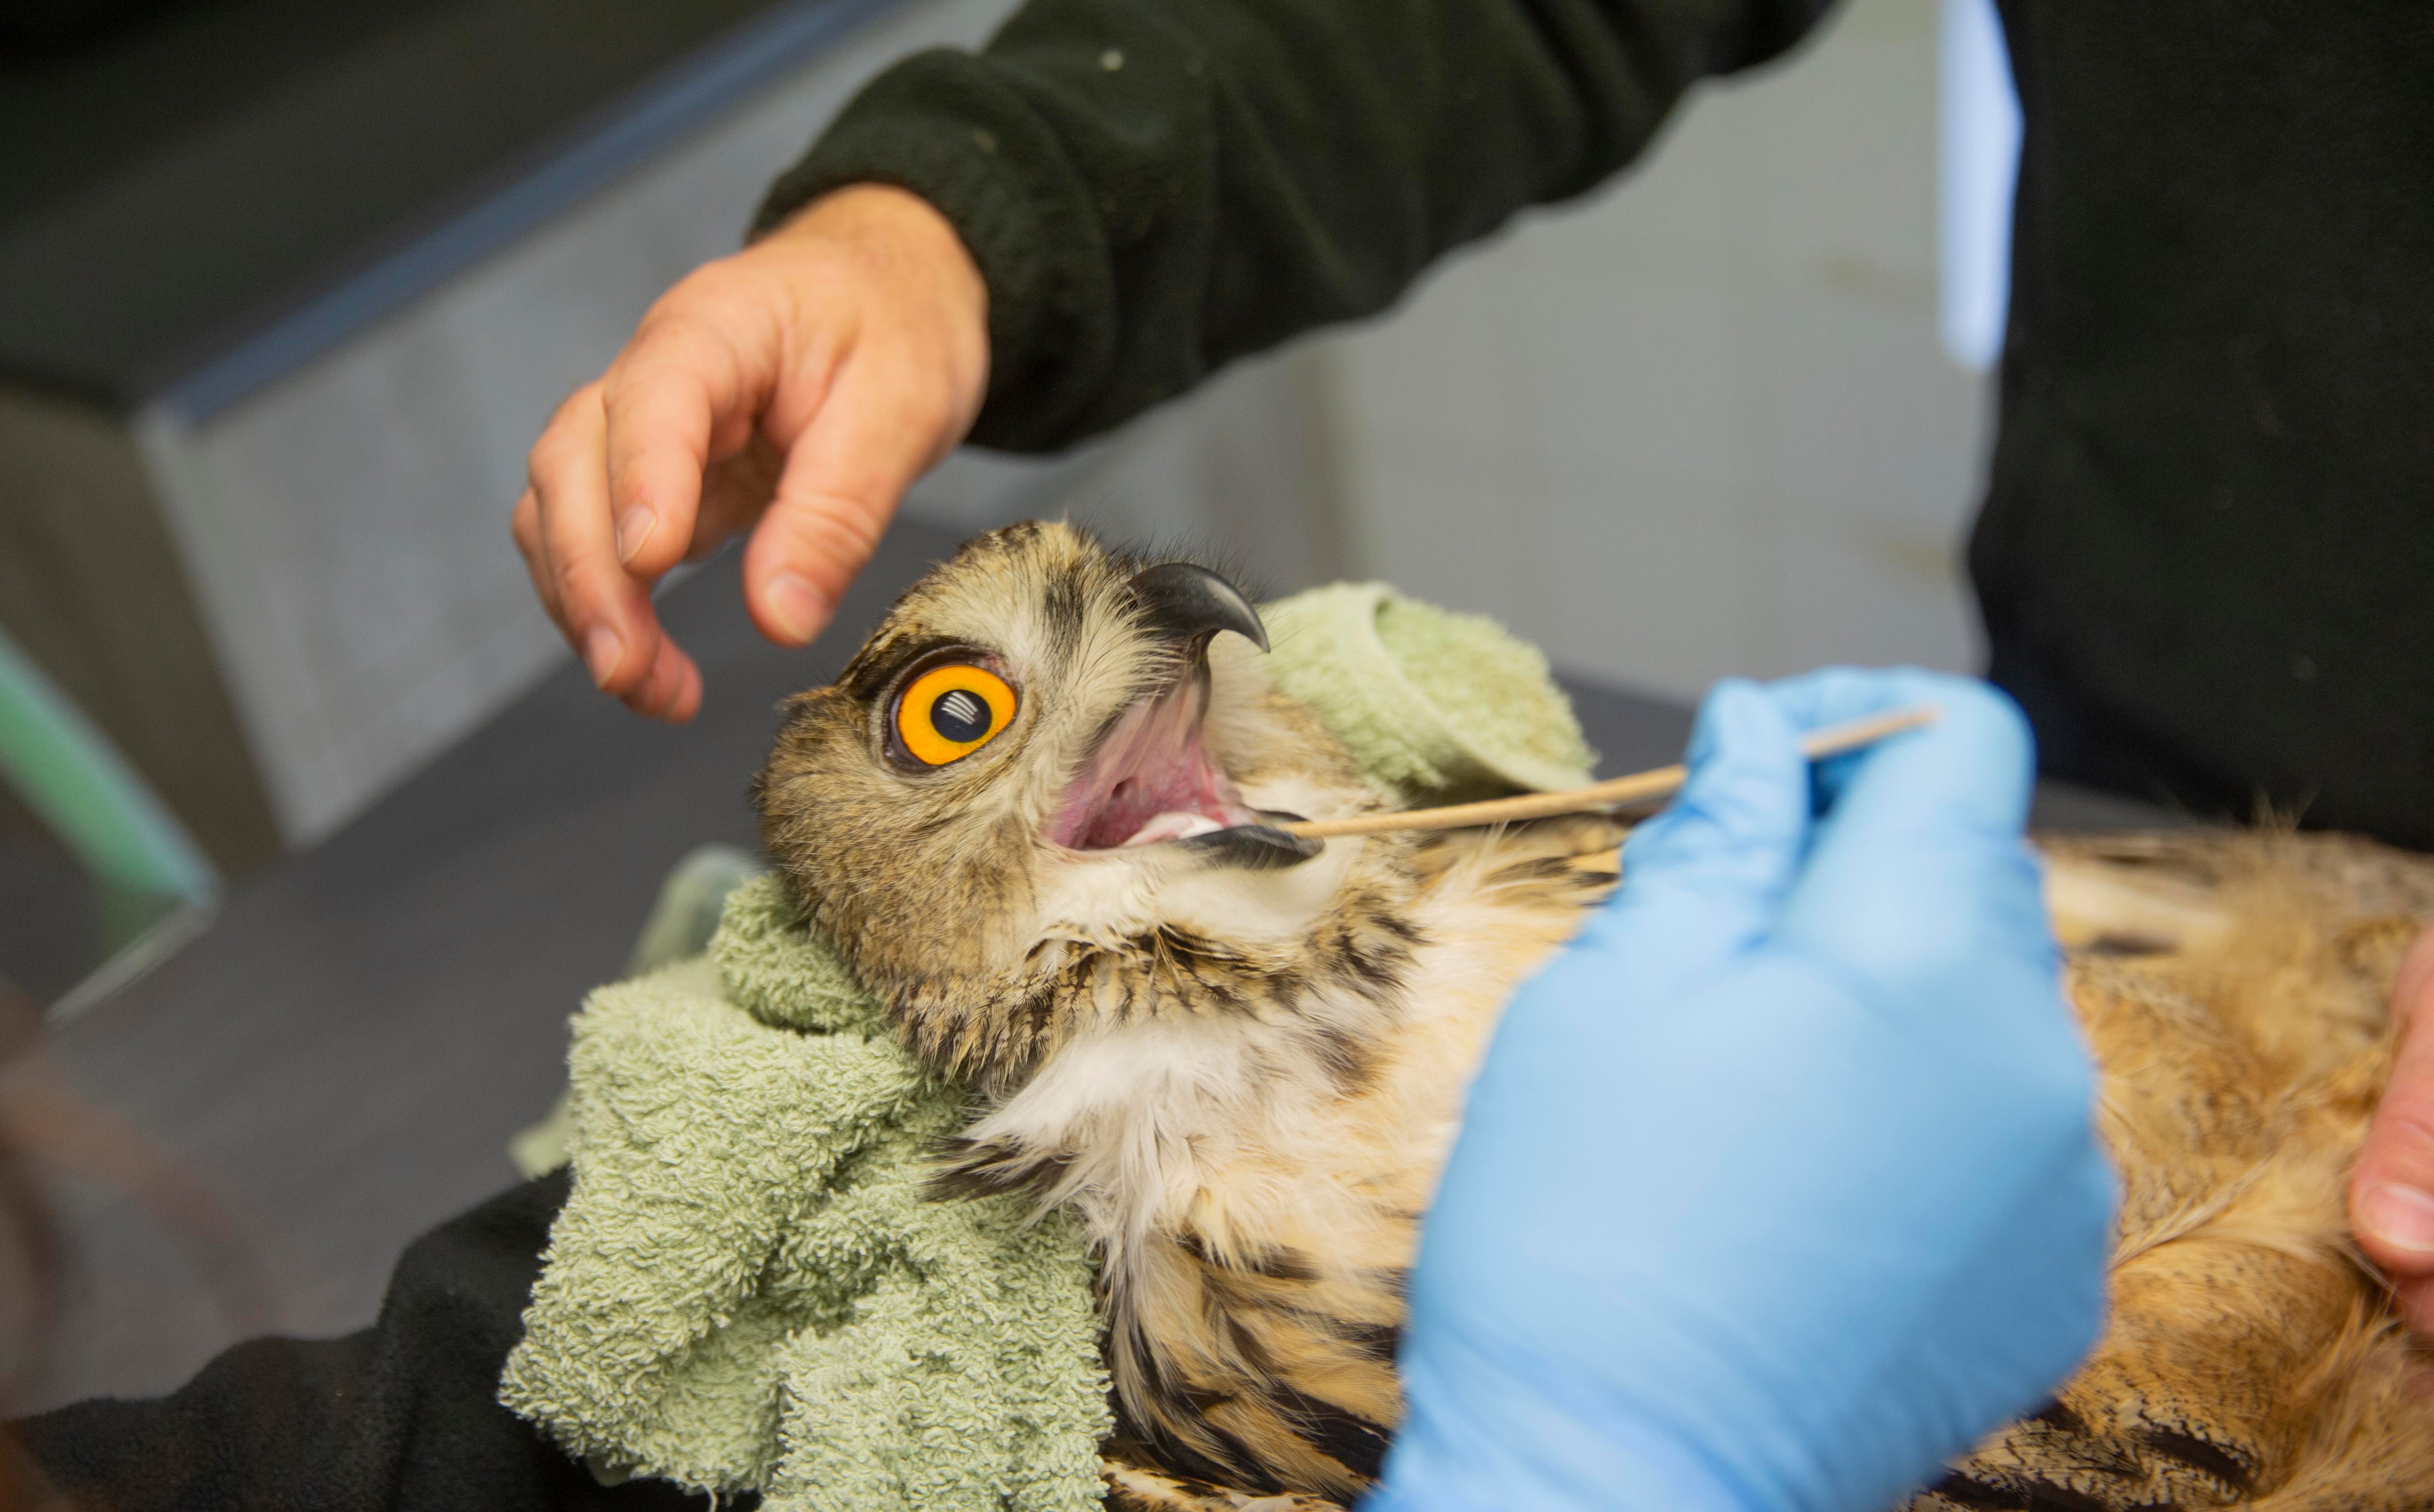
[1765,665,2035,831]
[691,435,787,558]
[519,479,697,719]
[515,481,698,720]
[1588,680,1809,994]
[525,383,679,714]
[740,347,968,645]
[2350,925,2434,1293]
[510,486,567,637]
[598,284,776,581]
[1771,672,2048,1003]
[2393,1275,2434,1341]
[629,632,703,725]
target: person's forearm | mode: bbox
[759,0,1836,452]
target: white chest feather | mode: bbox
[965,834,1601,1281]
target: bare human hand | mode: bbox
[512,184,988,720]
[2351,922,2434,1338]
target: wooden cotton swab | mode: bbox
[1277,705,1939,840]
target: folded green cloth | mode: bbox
[498,583,1596,1509]
[499,876,1110,1510]
[1263,583,1597,802]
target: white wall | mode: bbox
[1327,0,1992,703]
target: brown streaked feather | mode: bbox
[1102,1445,1345,1512]
[1909,829,2434,1512]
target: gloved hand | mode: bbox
[1368,668,2116,1512]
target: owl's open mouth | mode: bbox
[1047,669,1258,851]
[1043,560,1320,869]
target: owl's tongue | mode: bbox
[1051,670,1254,850]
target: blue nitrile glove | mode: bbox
[1368,668,2116,1512]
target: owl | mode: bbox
[755,522,2434,1511]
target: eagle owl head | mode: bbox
[755,522,1423,1095]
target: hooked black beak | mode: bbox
[1128,562,1269,654]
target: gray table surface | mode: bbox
[8,516,2171,1413]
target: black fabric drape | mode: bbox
[16,1173,724,1512]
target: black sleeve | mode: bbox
[756,0,1835,451]
[12,1172,727,1512]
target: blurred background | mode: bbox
[0,0,2035,1416]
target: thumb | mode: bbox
[743,355,960,646]
[1591,679,1810,996]
[2352,926,2434,1285]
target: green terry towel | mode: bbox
[499,581,1596,1509]
[1263,583,1596,802]
[498,875,1111,1510]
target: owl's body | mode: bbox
[1920,832,2434,1512]
[758,523,2434,1511]
[758,522,1612,1498]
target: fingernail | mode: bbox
[2361,1182,2434,1254]
[583,625,624,688]
[615,506,656,564]
[766,573,827,644]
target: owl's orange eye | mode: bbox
[894,663,1018,766]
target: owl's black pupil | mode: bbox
[930,688,992,743]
